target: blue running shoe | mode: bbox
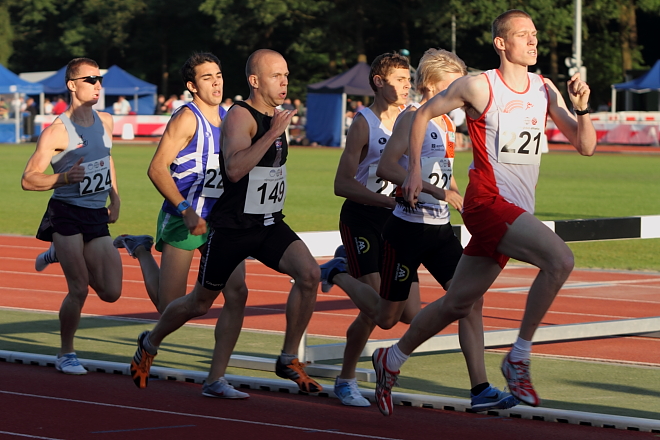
[113,234,154,258]
[319,257,347,293]
[470,385,519,412]
[334,245,347,259]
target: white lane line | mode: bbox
[0,390,402,440]
[0,431,64,440]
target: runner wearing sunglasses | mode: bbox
[22,57,123,375]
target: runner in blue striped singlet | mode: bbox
[116,53,249,399]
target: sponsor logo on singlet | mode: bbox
[378,137,387,145]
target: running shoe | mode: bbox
[470,385,519,412]
[202,378,250,399]
[113,234,154,258]
[319,256,347,293]
[334,377,370,407]
[275,356,323,393]
[501,352,540,407]
[35,244,58,272]
[372,347,400,416]
[55,352,87,375]
[130,330,157,389]
[334,244,347,259]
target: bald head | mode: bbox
[246,49,284,79]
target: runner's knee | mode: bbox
[292,262,320,292]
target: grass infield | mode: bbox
[1,309,658,420]
[3,142,659,270]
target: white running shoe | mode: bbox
[202,378,250,399]
[35,244,58,271]
[55,353,87,375]
[334,377,370,407]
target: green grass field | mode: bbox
[3,143,660,270]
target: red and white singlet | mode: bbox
[465,69,549,213]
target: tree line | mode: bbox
[1,0,659,109]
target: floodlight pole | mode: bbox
[574,0,584,81]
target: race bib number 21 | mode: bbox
[79,156,112,195]
[497,112,547,165]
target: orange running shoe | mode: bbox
[275,356,323,393]
[130,331,157,389]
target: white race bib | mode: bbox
[200,152,224,198]
[418,157,452,204]
[79,156,112,195]
[497,112,547,165]
[245,165,286,214]
[365,163,396,197]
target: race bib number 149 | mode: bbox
[79,156,112,195]
[244,165,286,214]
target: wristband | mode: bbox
[177,200,191,214]
[574,107,589,116]
[63,172,69,185]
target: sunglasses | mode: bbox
[70,75,104,85]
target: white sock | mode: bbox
[336,376,356,385]
[509,337,532,363]
[386,344,409,372]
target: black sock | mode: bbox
[471,382,490,396]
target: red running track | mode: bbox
[0,362,655,440]
[2,235,660,365]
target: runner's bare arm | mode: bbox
[148,107,206,235]
[21,122,79,191]
[222,106,296,182]
[403,76,475,206]
[97,111,120,223]
[147,108,197,206]
[335,113,396,209]
[545,75,596,156]
[107,156,120,223]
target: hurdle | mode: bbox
[227,215,660,381]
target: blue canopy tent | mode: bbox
[611,60,660,112]
[37,64,158,114]
[102,65,157,115]
[306,62,374,147]
[0,64,43,143]
[38,66,67,95]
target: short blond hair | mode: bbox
[415,49,467,94]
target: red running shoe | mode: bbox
[500,352,540,407]
[372,347,400,416]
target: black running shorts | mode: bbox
[198,221,300,291]
[339,199,392,279]
[379,215,463,302]
[36,198,110,243]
